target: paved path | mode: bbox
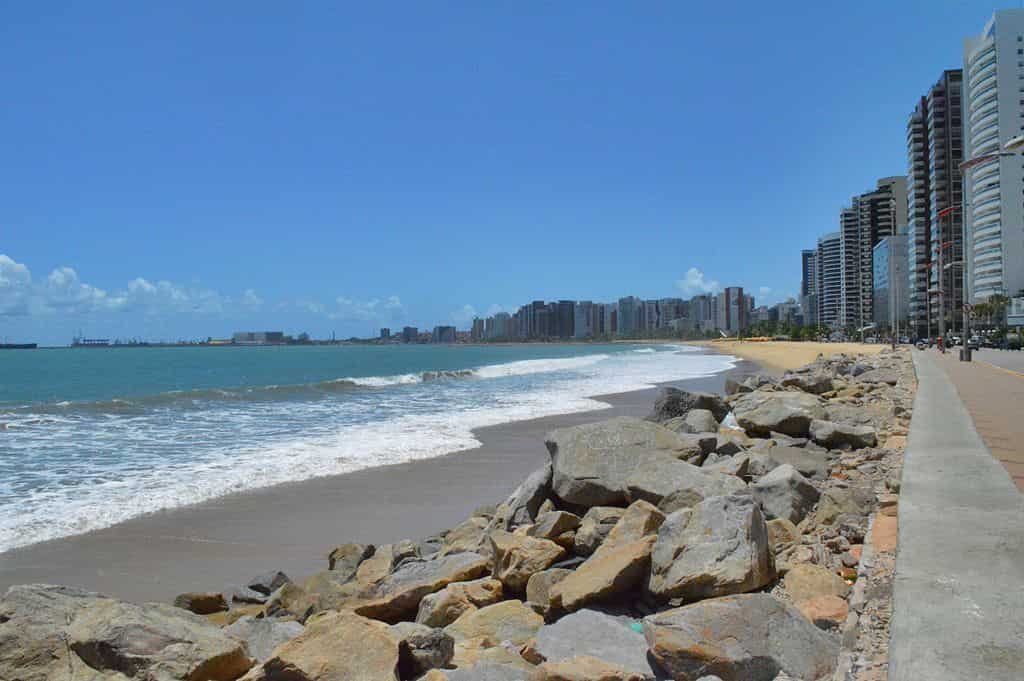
[889,350,1024,681]
[933,349,1024,490]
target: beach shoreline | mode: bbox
[0,352,758,604]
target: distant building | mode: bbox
[401,326,419,343]
[431,326,457,343]
[232,331,285,345]
[555,300,575,338]
[617,296,640,335]
[491,312,511,339]
[715,287,747,334]
[817,232,843,328]
[380,328,391,339]
[658,298,686,329]
[873,236,909,333]
[573,301,593,339]
[689,294,716,332]
[471,318,484,342]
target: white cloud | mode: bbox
[758,286,772,298]
[241,288,264,309]
[451,304,477,324]
[0,255,33,315]
[675,267,720,296]
[485,303,513,317]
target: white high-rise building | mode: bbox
[963,10,1024,303]
[817,232,843,329]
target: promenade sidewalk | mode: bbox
[934,348,1024,490]
[889,350,1024,680]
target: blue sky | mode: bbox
[0,1,995,343]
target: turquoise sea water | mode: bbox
[0,343,734,552]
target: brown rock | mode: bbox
[491,530,566,594]
[328,543,375,581]
[574,507,625,556]
[601,500,665,550]
[354,552,490,623]
[549,537,655,613]
[784,563,851,602]
[173,591,228,615]
[525,568,572,613]
[444,600,544,647]
[766,517,800,555]
[529,655,645,681]
[415,577,504,628]
[440,517,491,557]
[797,594,849,630]
[869,514,898,552]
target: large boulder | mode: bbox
[648,387,730,423]
[854,368,898,385]
[389,621,454,679]
[783,563,851,602]
[440,516,491,557]
[648,494,774,602]
[491,464,553,531]
[759,445,829,480]
[750,464,819,524]
[574,507,626,556]
[548,537,655,613]
[225,616,304,663]
[253,610,398,680]
[354,552,490,623]
[545,417,696,506]
[490,530,566,593]
[328,543,375,581]
[731,391,827,437]
[528,511,581,548]
[808,419,877,450]
[416,577,504,628]
[813,485,874,525]
[643,594,838,681]
[444,600,543,647]
[533,609,660,679]
[247,570,291,596]
[173,591,228,615]
[0,584,253,681]
[624,457,746,508]
[676,409,719,434]
[525,569,572,613]
[602,500,665,550]
[530,656,646,681]
[780,372,833,395]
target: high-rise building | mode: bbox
[838,177,908,330]
[491,312,511,339]
[907,96,932,337]
[573,301,593,339]
[817,232,843,329]
[471,318,484,342]
[873,236,909,333]
[431,326,456,343]
[715,287,747,334]
[801,250,818,298]
[658,298,686,329]
[380,328,391,339]
[401,326,419,343]
[642,300,660,331]
[689,294,716,331]
[963,10,1024,304]
[617,296,640,335]
[556,300,575,339]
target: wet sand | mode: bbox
[0,357,756,604]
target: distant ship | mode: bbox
[72,337,110,348]
[0,343,36,350]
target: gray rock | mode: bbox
[533,608,659,678]
[173,591,228,615]
[528,510,581,545]
[649,387,730,423]
[780,372,834,395]
[761,445,829,480]
[625,457,746,508]
[649,494,774,602]
[444,663,530,680]
[492,463,553,530]
[247,570,291,596]
[854,368,898,385]
[809,419,878,450]
[526,568,572,614]
[390,621,454,678]
[731,390,827,437]
[751,464,820,524]
[546,417,693,506]
[715,435,746,457]
[230,586,270,604]
[225,615,303,662]
[574,507,626,556]
[643,594,838,681]
[680,408,720,434]
[814,485,874,524]
[702,452,751,480]
[327,543,375,581]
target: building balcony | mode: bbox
[968,59,997,88]
[969,84,999,111]
[973,210,1002,231]
[969,109,999,134]
[973,133,1001,156]
[970,96,998,122]
[973,184,1000,204]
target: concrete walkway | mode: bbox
[889,350,1024,680]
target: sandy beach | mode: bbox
[0,355,757,604]
[687,339,887,374]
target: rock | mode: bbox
[809,419,878,450]
[225,616,304,663]
[530,655,646,681]
[751,464,820,524]
[231,586,271,605]
[525,569,572,614]
[813,485,873,525]
[765,518,800,554]
[854,368,898,385]
[546,417,697,506]
[549,538,655,613]
[490,530,566,594]
[649,387,730,423]
[667,432,720,460]
[354,552,490,623]
[528,511,581,548]
[356,544,402,586]
[533,609,659,678]
[714,435,746,457]
[702,452,751,480]
[574,507,625,556]
[443,662,533,680]
[327,544,375,582]
[624,457,746,508]
[602,499,665,549]
[254,610,398,680]
[173,591,229,615]
[0,584,253,681]
[390,621,454,678]
[492,464,553,531]
[262,582,315,621]
[248,570,292,596]
[731,391,827,437]
[643,594,838,681]
[780,372,834,395]
[416,577,504,628]
[783,564,851,602]
[444,600,543,647]
[302,570,364,613]
[679,408,720,434]
[760,445,829,480]
[796,595,849,630]
[648,494,774,602]
[440,516,491,557]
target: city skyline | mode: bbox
[0,3,1005,345]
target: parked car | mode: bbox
[967,336,981,350]
[915,339,928,350]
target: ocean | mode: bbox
[0,343,734,554]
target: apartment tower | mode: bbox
[817,232,843,328]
